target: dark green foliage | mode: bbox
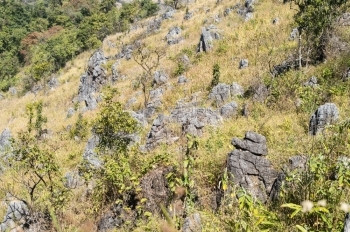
[208,63,220,91]
[292,0,349,61]
[26,101,48,138]
[0,0,159,91]
[69,113,89,140]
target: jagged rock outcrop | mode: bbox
[239,59,249,69]
[48,77,59,89]
[111,61,121,82]
[64,171,84,189]
[197,25,221,53]
[116,44,134,60]
[344,213,350,232]
[289,28,299,40]
[183,213,202,232]
[140,166,173,214]
[143,87,165,119]
[209,83,243,105]
[77,50,107,110]
[0,200,30,231]
[145,115,177,150]
[97,204,136,232]
[227,131,278,202]
[170,103,222,136]
[220,101,238,118]
[303,76,318,88]
[237,0,255,21]
[166,26,183,45]
[153,70,169,86]
[162,7,176,19]
[249,82,269,102]
[83,135,102,169]
[184,10,193,20]
[147,17,162,34]
[309,103,339,135]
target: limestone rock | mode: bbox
[153,70,168,86]
[97,204,135,232]
[83,135,102,169]
[309,103,339,135]
[166,26,183,45]
[64,171,84,189]
[145,115,177,150]
[162,7,176,19]
[147,18,162,34]
[303,76,318,88]
[239,59,249,69]
[220,101,238,118]
[183,213,202,232]
[48,77,59,89]
[116,44,134,60]
[290,28,299,40]
[209,83,243,105]
[197,25,221,53]
[178,75,188,84]
[77,50,107,110]
[227,131,278,202]
[0,200,30,232]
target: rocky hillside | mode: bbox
[0,0,350,231]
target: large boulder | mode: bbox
[209,83,243,105]
[220,101,238,118]
[145,115,177,150]
[77,50,107,110]
[166,26,183,45]
[309,103,339,135]
[227,131,278,202]
[197,25,221,53]
[0,200,30,231]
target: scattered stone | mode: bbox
[272,58,299,76]
[290,28,299,40]
[178,75,188,84]
[162,7,176,19]
[224,8,232,17]
[272,17,279,24]
[65,171,84,189]
[0,129,11,154]
[145,115,177,150]
[147,17,162,34]
[97,204,135,232]
[220,101,238,118]
[309,103,339,135]
[0,200,30,232]
[83,135,102,169]
[227,131,278,202]
[209,83,243,105]
[343,68,350,81]
[9,87,17,96]
[250,83,269,102]
[67,107,75,118]
[303,76,318,88]
[237,0,255,21]
[243,103,249,117]
[116,44,134,60]
[344,213,350,232]
[183,213,202,232]
[153,70,168,86]
[184,11,193,20]
[48,77,59,89]
[130,111,147,127]
[111,61,121,82]
[197,25,221,53]
[339,12,350,26]
[239,59,249,69]
[77,50,107,110]
[166,26,183,45]
[140,166,173,214]
[179,54,191,68]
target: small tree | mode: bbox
[208,63,220,91]
[133,43,165,107]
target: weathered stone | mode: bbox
[184,11,193,20]
[153,70,168,86]
[48,77,59,89]
[0,129,11,153]
[147,18,162,34]
[179,54,191,67]
[166,26,183,45]
[224,8,232,17]
[178,75,188,84]
[272,17,279,24]
[239,59,249,69]
[343,68,350,81]
[97,204,135,232]
[0,200,30,232]
[251,83,269,102]
[339,12,350,26]
[111,61,121,82]
[67,107,75,118]
[162,7,176,19]
[237,0,255,21]
[309,103,339,135]
[220,101,238,118]
[145,115,177,150]
[130,111,147,127]
[209,83,243,105]
[197,25,221,53]
[116,44,134,60]
[83,135,102,169]
[183,213,202,232]
[231,131,268,156]
[344,213,350,232]
[9,87,17,96]
[290,28,299,40]
[140,166,173,214]
[64,171,84,189]
[303,76,318,88]
[77,50,107,110]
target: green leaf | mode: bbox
[296,225,307,232]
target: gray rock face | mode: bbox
[209,83,243,105]
[153,70,168,86]
[224,8,232,17]
[290,28,299,40]
[67,107,75,118]
[272,17,279,24]
[116,44,134,60]
[48,77,59,89]
[130,111,147,127]
[227,131,278,202]
[166,26,183,45]
[147,18,162,34]
[140,167,173,214]
[251,83,269,102]
[197,25,221,53]
[309,103,339,135]
[303,76,318,88]
[344,213,350,232]
[83,135,102,169]
[9,87,17,96]
[77,50,107,110]
[231,131,268,155]
[145,115,177,150]
[272,58,299,76]
[111,61,121,82]
[143,87,164,119]
[179,54,191,67]
[64,171,84,189]
[0,129,11,153]
[239,59,249,69]
[184,11,193,20]
[183,213,202,232]
[162,7,176,19]
[220,101,238,118]
[0,200,30,231]
[178,75,188,84]
[170,104,222,136]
